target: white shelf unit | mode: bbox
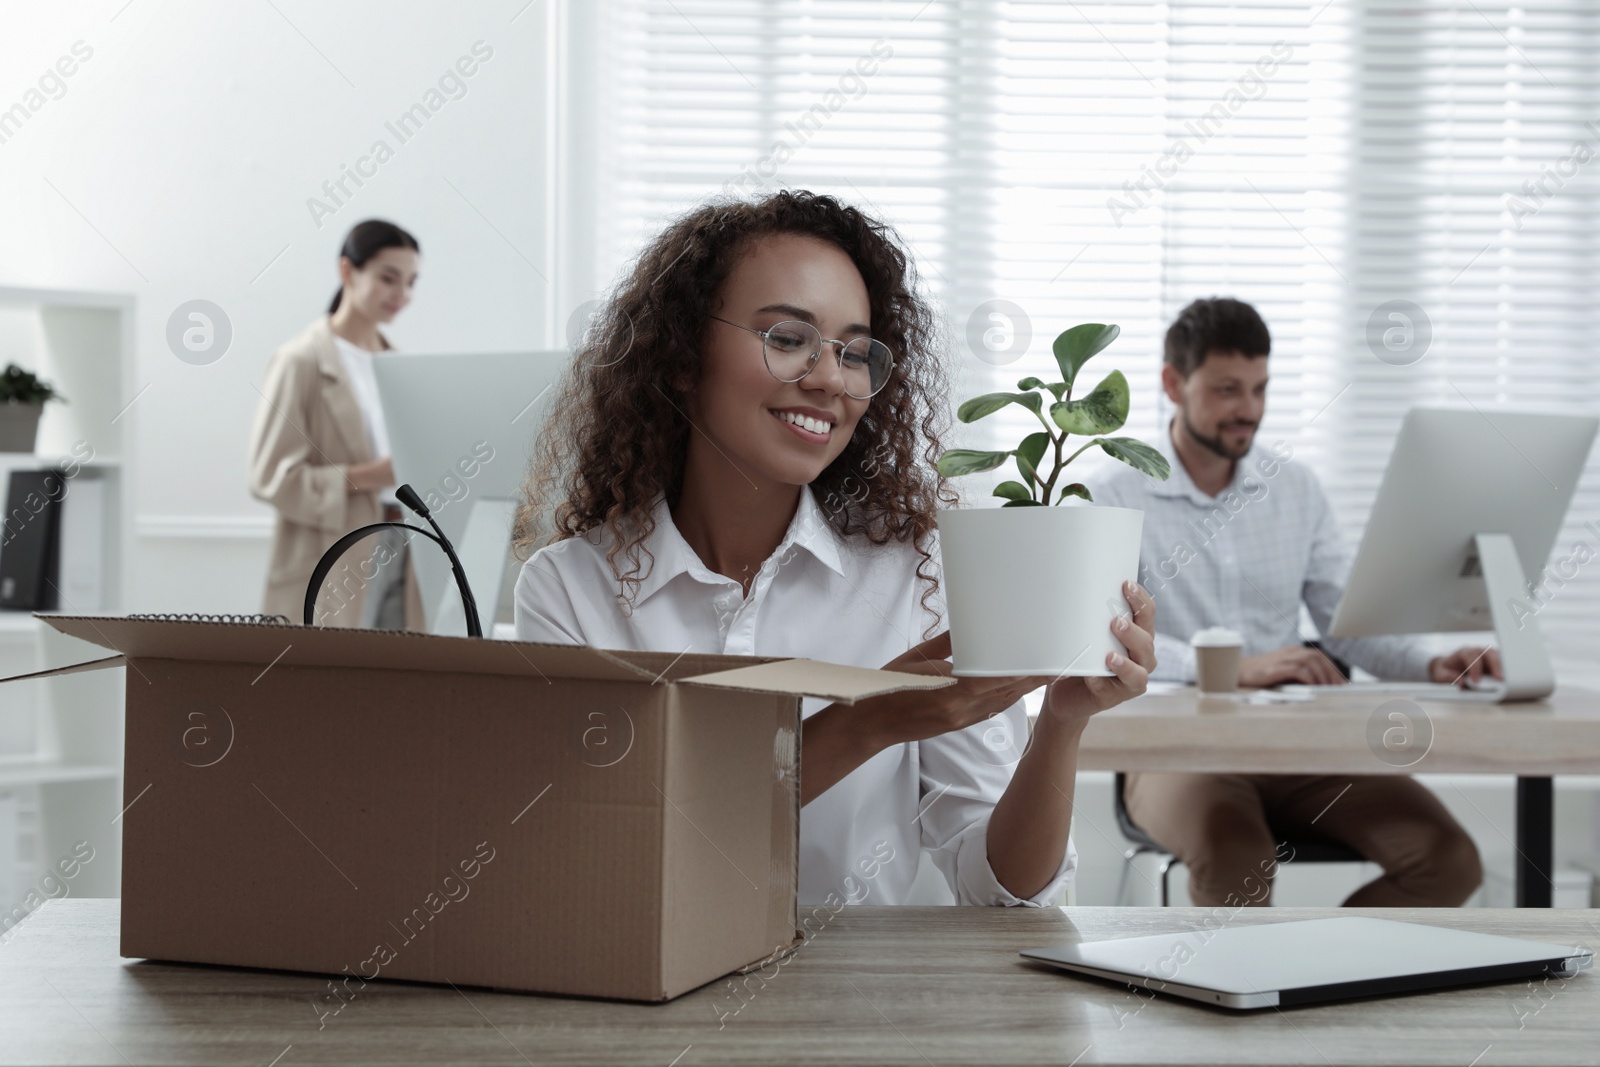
[0,285,133,923]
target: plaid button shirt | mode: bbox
[1091,426,1436,683]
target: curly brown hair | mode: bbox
[513,190,957,637]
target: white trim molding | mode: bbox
[137,515,274,540]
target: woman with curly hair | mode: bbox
[513,190,1155,906]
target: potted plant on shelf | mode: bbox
[0,364,65,453]
[934,323,1170,676]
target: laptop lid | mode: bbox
[1021,917,1590,1010]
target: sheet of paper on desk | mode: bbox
[1144,681,1302,699]
[1184,687,1314,704]
[1244,689,1313,704]
[1027,681,1305,714]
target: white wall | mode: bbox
[0,0,556,613]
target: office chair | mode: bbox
[1113,772,1366,906]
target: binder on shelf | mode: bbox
[56,476,104,611]
[0,469,66,611]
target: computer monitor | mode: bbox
[1330,406,1598,701]
[372,351,571,635]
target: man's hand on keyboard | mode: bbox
[1429,646,1503,687]
[1238,645,1348,687]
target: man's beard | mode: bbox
[1183,410,1256,460]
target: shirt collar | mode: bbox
[312,315,391,380]
[1148,418,1267,505]
[629,483,847,607]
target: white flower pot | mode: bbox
[936,504,1144,677]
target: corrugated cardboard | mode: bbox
[7,614,953,1002]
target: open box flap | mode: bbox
[597,647,791,683]
[6,618,959,702]
[0,654,126,684]
[678,658,955,704]
[26,615,662,684]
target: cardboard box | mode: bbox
[6,615,951,1002]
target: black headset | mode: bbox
[303,483,482,636]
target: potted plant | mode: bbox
[934,323,1170,676]
[0,364,65,453]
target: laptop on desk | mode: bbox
[1021,917,1590,1010]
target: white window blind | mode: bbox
[569,0,1600,637]
[1335,2,1600,646]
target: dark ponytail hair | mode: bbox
[329,219,420,314]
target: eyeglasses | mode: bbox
[710,316,894,400]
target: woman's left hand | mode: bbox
[1043,581,1156,725]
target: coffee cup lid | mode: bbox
[1191,626,1243,648]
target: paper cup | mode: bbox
[1191,626,1243,693]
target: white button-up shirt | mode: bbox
[513,484,1077,907]
[331,336,398,507]
[1091,427,1436,683]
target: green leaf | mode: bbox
[1050,370,1130,436]
[1097,437,1172,480]
[1045,382,1068,401]
[957,391,1040,422]
[1052,323,1120,386]
[935,449,1012,477]
[1002,498,1045,507]
[993,480,1032,502]
[1016,376,1047,391]
[1058,483,1092,502]
[1014,431,1050,485]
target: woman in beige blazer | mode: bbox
[248,219,425,629]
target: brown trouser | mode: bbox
[1123,772,1483,907]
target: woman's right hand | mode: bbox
[861,631,1052,749]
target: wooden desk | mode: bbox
[1077,685,1600,907]
[5,900,1596,1066]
